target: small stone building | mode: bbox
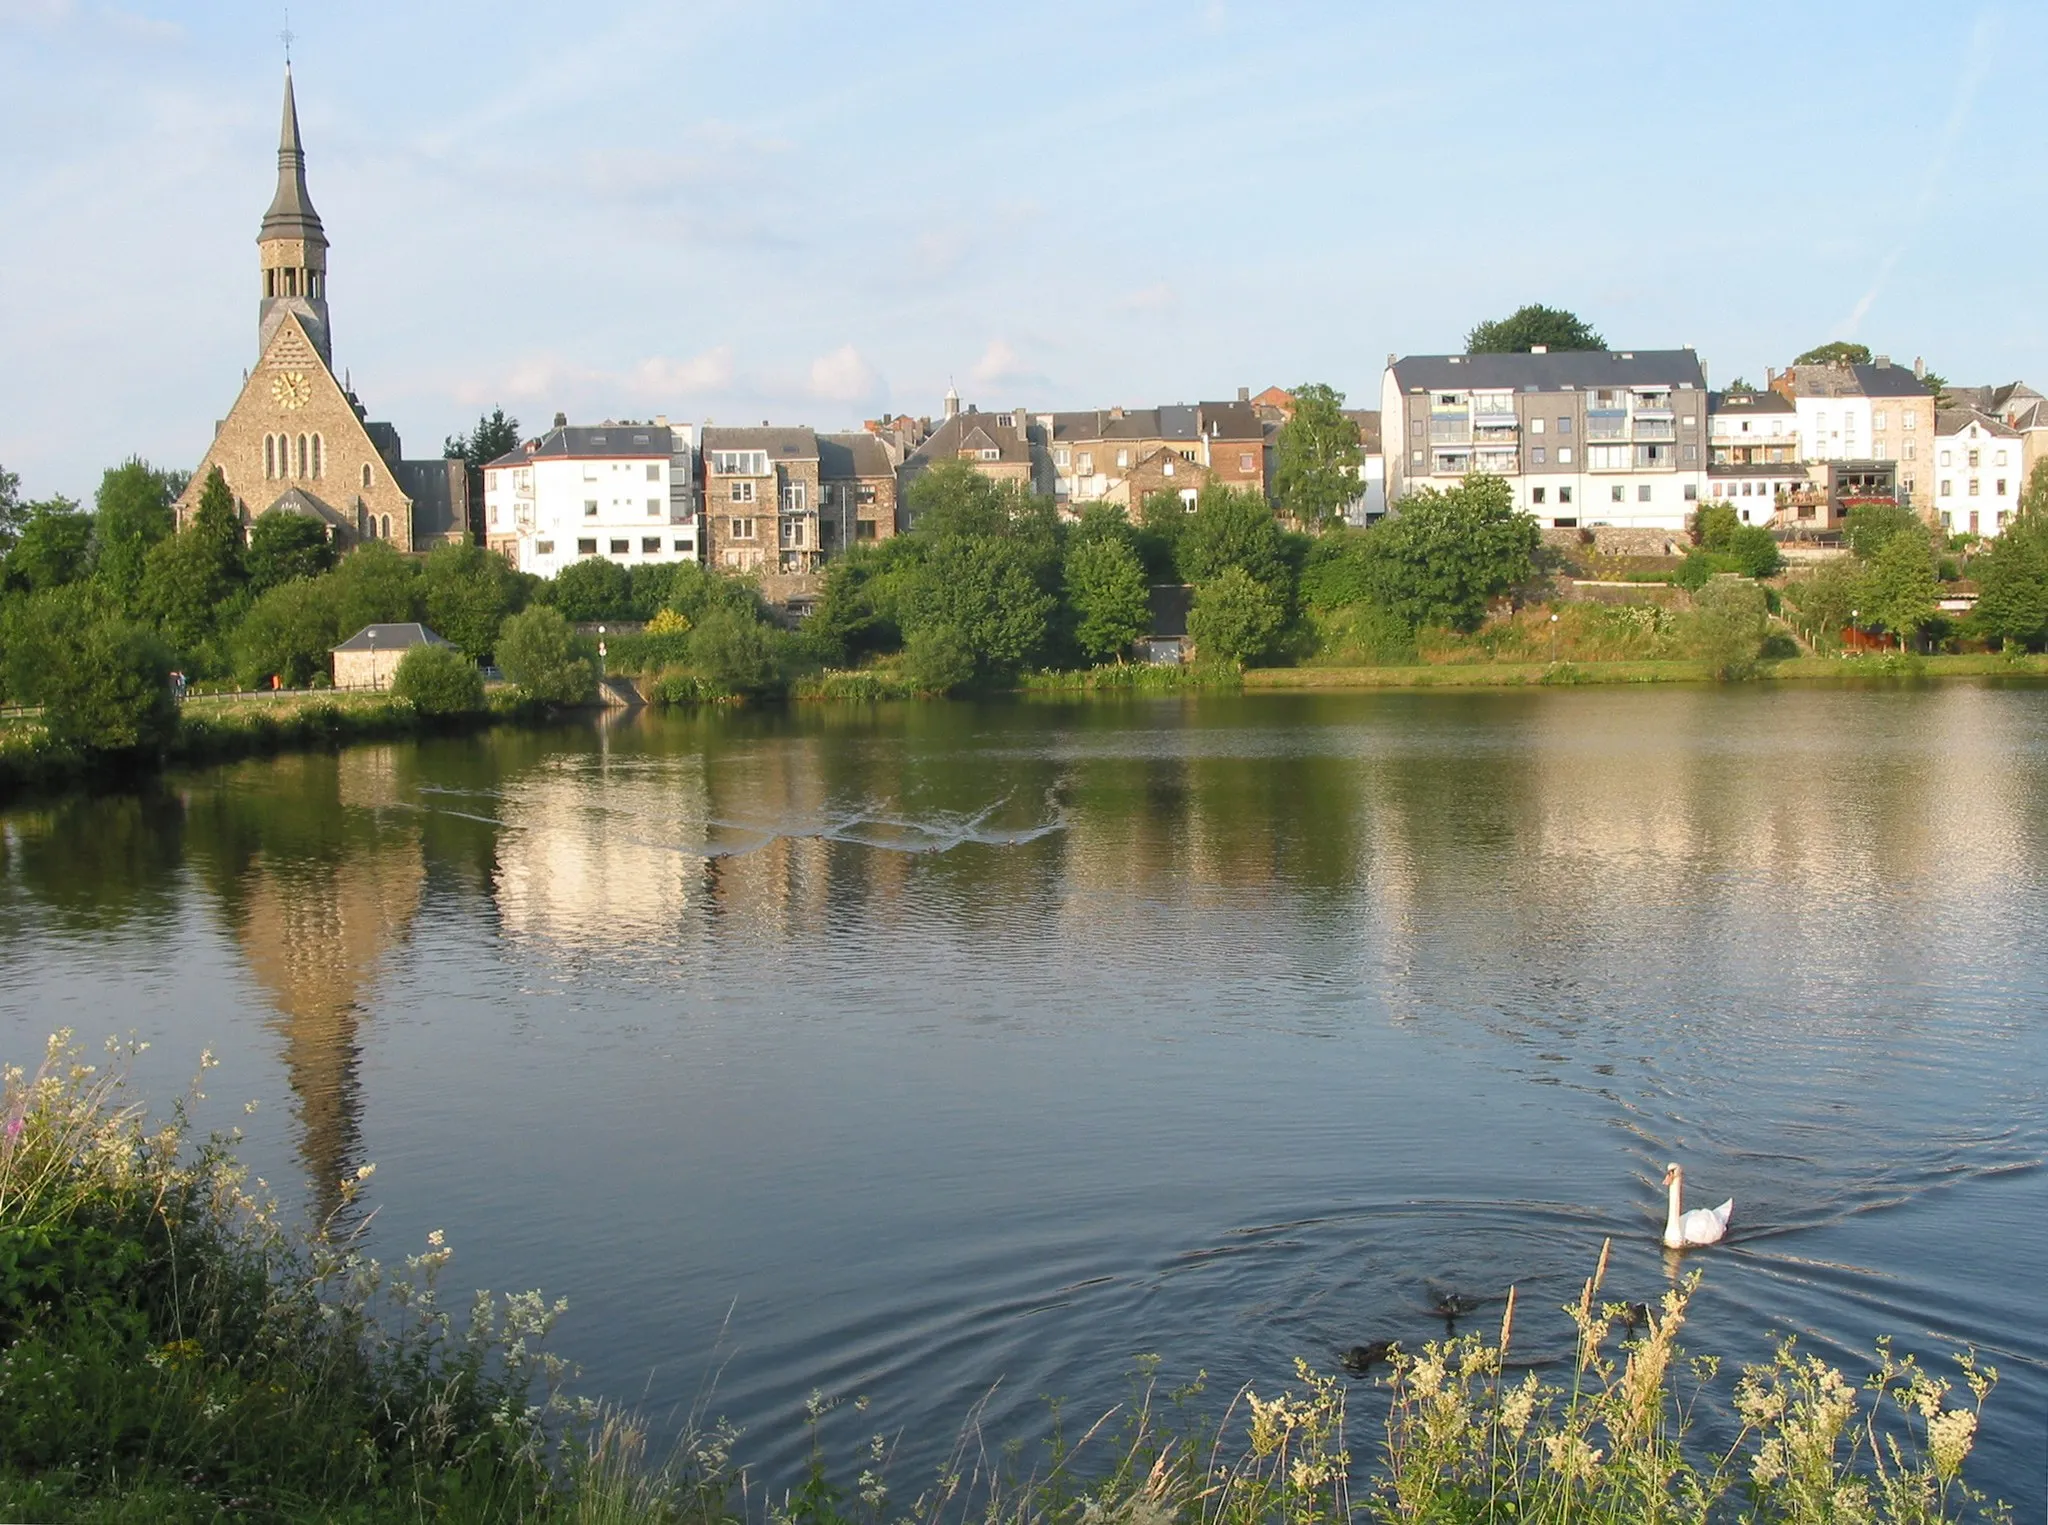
[331,623,455,691]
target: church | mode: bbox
[174,69,467,551]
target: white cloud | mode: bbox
[633,347,736,395]
[971,340,1023,384]
[451,346,735,410]
[808,343,877,402]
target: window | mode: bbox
[1410,450,1423,467]
[1410,419,1423,437]
[731,481,755,503]
[646,463,661,481]
[1904,441,1916,459]
[1968,449,1980,468]
[1077,452,1094,475]
[584,500,599,516]
[781,482,807,514]
[1529,417,1545,434]
[1116,449,1129,469]
[1711,482,1724,497]
[647,499,662,516]
[1638,485,1653,502]
[1941,479,1953,497]
[1056,448,1070,468]
[1557,417,1572,434]
[1163,461,1175,477]
[1240,452,1257,472]
[856,520,878,540]
[1874,412,1888,430]
[382,515,392,541]
[362,463,373,489]
[610,538,629,554]
[1996,449,2009,466]
[1683,484,1697,501]
[311,434,322,478]
[1969,478,1980,496]
[264,435,277,479]
[535,540,554,555]
[1532,487,1547,504]
[1682,444,1697,462]
[1558,486,1573,504]
[709,450,768,475]
[1531,447,1546,465]
[1903,412,1916,429]
[577,538,597,555]
[673,538,691,552]
[1997,478,2008,496]
[730,517,756,540]
[1557,446,1573,464]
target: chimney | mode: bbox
[654,413,668,426]
[1874,356,1890,370]
[1109,404,1124,421]
[1914,356,1926,380]
[553,410,568,428]
[1385,353,1396,371]
[1015,406,1029,438]
[1237,385,1250,402]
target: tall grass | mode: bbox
[0,1040,2011,1522]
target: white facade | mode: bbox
[484,421,699,578]
[1932,415,2023,538]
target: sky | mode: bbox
[1,0,2042,501]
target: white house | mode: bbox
[1706,390,1807,525]
[1769,357,1935,512]
[483,417,699,578]
[1932,410,2024,538]
[1380,349,1709,531]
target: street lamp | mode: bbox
[1549,611,1560,664]
[367,629,376,691]
[597,624,606,680]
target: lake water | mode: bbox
[2,686,2044,1512]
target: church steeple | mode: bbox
[258,66,331,367]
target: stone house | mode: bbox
[175,69,466,554]
[818,432,901,552]
[702,426,821,573]
[899,393,1050,518]
[331,622,456,690]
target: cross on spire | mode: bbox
[279,9,294,65]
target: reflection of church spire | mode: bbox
[258,65,332,366]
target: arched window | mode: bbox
[296,435,309,478]
[263,435,275,479]
[381,515,393,542]
[311,434,323,479]
[361,463,373,489]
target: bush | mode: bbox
[1309,599,1416,665]
[39,618,178,753]
[1688,578,1769,680]
[902,621,975,694]
[1726,524,1782,578]
[1189,565,1285,666]
[686,608,782,696]
[496,605,594,705]
[391,642,485,716]
[548,557,632,622]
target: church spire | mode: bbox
[257,65,331,367]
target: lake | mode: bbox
[2,684,2044,1512]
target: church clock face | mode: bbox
[271,371,312,410]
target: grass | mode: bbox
[1250,651,2048,692]
[0,1037,2015,1523]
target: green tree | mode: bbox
[1920,371,1949,400]
[902,621,974,694]
[392,642,485,715]
[804,539,916,663]
[40,618,178,754]
[1273,382,1361,528]
[1842,501,1924,560]
[549,557,633,622]
[1858,529,1940,648]
[140,469,246,654]
[1727,525,1783,578]
[1466,305,1605,354]
[666,560,770,627]
[0,462,21,553]
[1969,525,2048,649]
[625,561,679,619]
[5,499,94,591]
[1064,533,1151,662]
[1299,528,1376,613]
[903,535,1055,684]
[245,513,336,595]
[420,543,522,660]
[0,583,113,705]
[233,576,343,689]
[687,608,782,696]
[1691,503,1740,550]
[1783,560,1860,643]
[444,406,523,542]
[1135,489,1192,582]
[1688,578,1769,680]
[1722,378,1758,396]
[1794,341,1872,367]
[91,459,178,611]
[1364,475,1540,632]
[1179,483,1288,593]
[1188,565,1284,666]
[326,540,420,637]
[496,605,593,704]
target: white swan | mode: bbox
[1661,1162,1733,1248]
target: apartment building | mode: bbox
[1766,358,1935,513]
[1705,391,1807,525]
[481,418,698,578]
[1946,382,2048,492]
[1932,410,2024,537]
[1380,349,1709,530]
[702,426,821,573]
[1046,398,1265,510]
[899,397,1049,516]
[817,432,901,552]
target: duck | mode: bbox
[1661,1162,1733,1249]
[1340,1340,1394,1375]
[1430,1290,1484,1320]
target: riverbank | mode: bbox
[1246,650,2048,690]
[0,1036,2007,1524]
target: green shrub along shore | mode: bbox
[0,1036,2012,1523]
[10,432,2048,797]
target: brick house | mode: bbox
[702,426,821,572]
[818,432,901,552]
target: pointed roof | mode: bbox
[260,67,325,245]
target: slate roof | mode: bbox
[332,623,452,653]
[260,69,325,244]
[701,425,819,462]
[1389,350,1706,392]
[817,432,895,479]
[1936,407,2021,439]
[1342,409,1383,452]
[1709,390,1796,414]
[261,485,348,531]
[399,458,466,540]
[907,407,1035,468]
[1778,362,1928,399]
[1195,401,1264,440]
[487,423,678,467]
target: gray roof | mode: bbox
[332,623,452,653]
[1936,407,2021,440]
[1341,408,1383,452]
[488,423,679,467]
[1709,389,1795,414]
[399,457,466,539]
[1390,349,1706,392]
[817,432,894,479]
[907,406,1036,467]
[701,425,818,461]
[261,484,350,533]
[1194,400,1264,441]
[1777,362,1928,399]
[259,68,325,246]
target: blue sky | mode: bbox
[1,0,2040,500]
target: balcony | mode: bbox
[1432,451,1473,475]
[1632,419,1676,442]
[1429,418,1471,444]
[1473,422,1520,443]
[1473,450,1520,475]
[1586,410,1628,440]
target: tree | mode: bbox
[1726,525,1782,579]
[1691,503,1739,550]
[667,560,770,627]
[0,462,21,552]
[233,576,343,689]
[687,608,782,696]
[420,543,523,660]
[326,540,420,636]
[1921,372,1950,399]
[141,468,247,656]
[1969,526,2048,649]
[5,499,94,591]
[902,621,974,694]
[496,605,593,704]
[1135,489,1192,582]
[39,618,178,754]
[1064,533,1151,662]
[1299,528,1376,613]
[1688,578,1769,680]
[1842,501,1923,560]
[91,459,178,611]
[1179,483,1289,594]
[392,642,485,715]
[1188,566,1284,666]
[1364,475,1540,632]
[444,406,522,542]
[1783,560,1860,643]
[626,561,680,620]
[1723,378,1758,396]
[1858,529,1939,648]
[804,539,915,663]
[1273,382,1362,528]
[0,583,113,705]
[1794,341,1872,367]
[245,513,336,595]
[903,535,1055,684]
[1466,305,1605,354]
[548,557,633,622]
